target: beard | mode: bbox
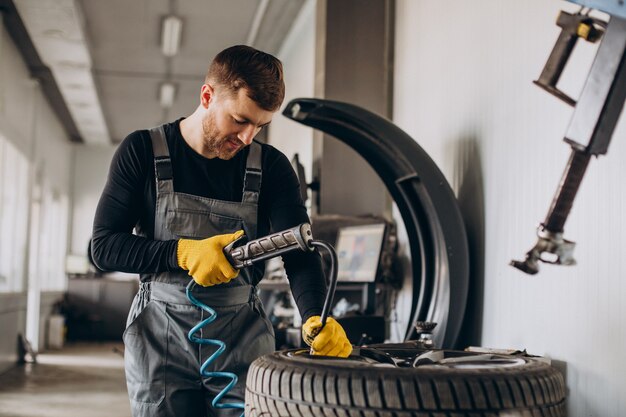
[201,112,243,160]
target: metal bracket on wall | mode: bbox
[533,10,606,106]
[511,12,626,275]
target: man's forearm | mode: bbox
[283,251,327,321]
[91,229,180,273]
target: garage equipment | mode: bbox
[185,223,340,414]
[247,340,567,416]
[511,3,626,274]
[283,99,470,348]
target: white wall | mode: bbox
[394,1,625,415]
[0,17,73,369]
[0,28,72,173]
[270,0,316,189]
[70,145,116,256]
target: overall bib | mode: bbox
[123,126,275,417]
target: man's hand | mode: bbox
[177,230,244,286]
[302,316,352,358]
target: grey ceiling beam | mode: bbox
[0,0,82,143]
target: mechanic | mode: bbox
[91,45,352,417]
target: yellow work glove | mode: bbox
[177,230,244,287]
[302,316,352,358]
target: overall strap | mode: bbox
[242,141,262,205]
[149,125,174,240]
[149,125,174,194]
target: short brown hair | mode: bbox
[206,45,285,111]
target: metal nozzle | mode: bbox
[510,226,576,275]
[414,321,437,349]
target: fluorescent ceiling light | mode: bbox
[159,82,177,108]
[161,15,183,57]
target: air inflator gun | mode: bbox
[186,223,339,414]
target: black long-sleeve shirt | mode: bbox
[91,119,326,320]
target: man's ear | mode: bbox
[200,83,214,108]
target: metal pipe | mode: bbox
[310,240,338,327]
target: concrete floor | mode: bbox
[0,343,131,417]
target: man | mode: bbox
[91,45,352,417]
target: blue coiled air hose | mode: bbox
[184,223,338,416]
[186,280,245,416]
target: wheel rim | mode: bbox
[281,347,529,369]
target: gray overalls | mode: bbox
[122,126,275,417]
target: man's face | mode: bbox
[201,87,274,160]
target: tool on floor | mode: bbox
[186,223,339,414]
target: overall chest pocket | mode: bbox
[166,208,243,239]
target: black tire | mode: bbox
[245,348,566,417]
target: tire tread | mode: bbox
[244,353,567,417]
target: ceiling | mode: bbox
[11,0,306,144]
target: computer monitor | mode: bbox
[335,223,386,283]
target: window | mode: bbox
[38,185,69,292]
[0,135,30,292]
